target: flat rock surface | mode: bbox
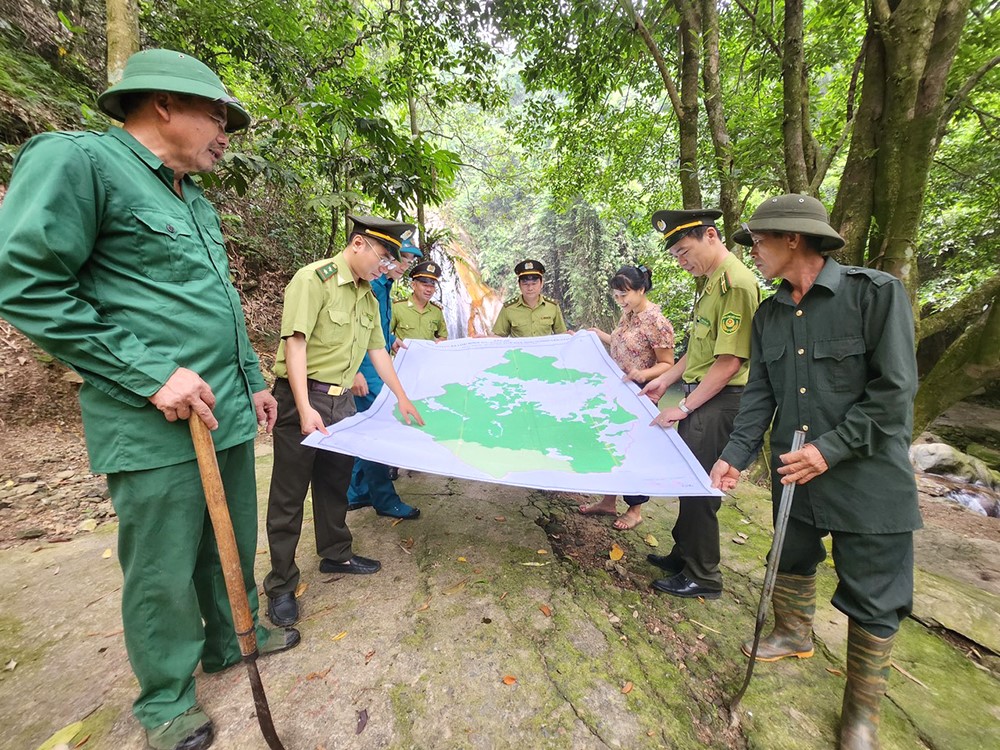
[2,447,999,750]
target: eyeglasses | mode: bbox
[362,238,397,270]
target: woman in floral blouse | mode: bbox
[581,265,675,530]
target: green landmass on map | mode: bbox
[400,349,635,475]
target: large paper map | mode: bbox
[303,332,720,497]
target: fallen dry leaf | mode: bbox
[731,537,746,545]
[400,537,415,549]
[306,667,331,680]
[415,600,431,612]
[536,549,547,555]
[519,561,551,567]
[391,518,403,527]
[644,533,659,547]
[539,604,552,617]
[499,591,508,601]
[101,548,112,559]
[494,515,506,522]
[294,582,308,598]
[609,543,625,561]
[826,667,845,677]
[73,733,91,747]
[3,659,15,671]
[457,556,467,562]
[331,631,348,642]
[256,548,267,555]
[443,577,469,595]
[621,681,633,694]
[501,675,517,685]
[737,532,749,540]
[356,708,368,735]
[364,649,376,665]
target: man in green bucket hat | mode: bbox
[712,194,921,749]
[0,49,298,750]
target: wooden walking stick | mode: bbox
[730,429,807,719]
[189,416,288,750]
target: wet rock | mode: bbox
[910,443,999,489]
[966,442,1000,472]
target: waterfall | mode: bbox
[422,215,504,340]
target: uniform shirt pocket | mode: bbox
[761,342,787,392]
[813,336,867,392]
[131,208,209,282]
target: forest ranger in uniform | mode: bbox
[492,259,569,337]
[712,195,921,750]
[640,209,760,600]
[347,236,424,520]
[263,215,424,628]
[0,49,299,750]
[390,259,449,342]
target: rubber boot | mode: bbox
[742,572,815,661]
[839,621,894,750]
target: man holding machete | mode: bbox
[0,49,299,750]
[711,195,921,750]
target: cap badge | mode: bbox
[656,220,666,231]
[401,229,413,240]
[525,262,534,269]
[428,264,437,273]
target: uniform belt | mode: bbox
[307,378,348,397]
[682,382,745,395]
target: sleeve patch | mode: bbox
[720,311,742,335]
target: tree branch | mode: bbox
[731,0,781,56]
[939,53,1000,138]
[616,0,683,119]
[919,274,1000,340]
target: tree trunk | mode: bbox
[782,0,809,193]
[913,297,1000,436]
[676,2,703,209]
[105,0,139,85]
[700,0,739,242]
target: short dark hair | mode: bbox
[610,265,653,293]
[119,91,154,117]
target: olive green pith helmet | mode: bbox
[97,49,251,132]
[733,194,845,252]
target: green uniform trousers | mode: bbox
[778,515,914,636]
[672,390,743,589]
[264,378,356,597]
[107,440,266,729]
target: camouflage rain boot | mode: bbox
[839,620,895,750]
[741,572,815,661]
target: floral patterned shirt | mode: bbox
[610,303,675,379]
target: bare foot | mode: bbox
[579,496,618,516]
[613,508,643,530]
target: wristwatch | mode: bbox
[677,398,692,414]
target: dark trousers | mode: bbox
[264,378,356,597]
[348,381,403,511]
[623,495,649,507]
[671,390,743,589]
[778,515,914,636]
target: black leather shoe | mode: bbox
[267,592,299,626]
[320,554,382,575]
[647,554,683,575]
[651,573,722,599]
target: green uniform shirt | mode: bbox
[719,258,921,533]
[492,295,567,337]
[0,128,266,473]
[390,297,448,341]
[273,253,385,385]
[682,253,759,385]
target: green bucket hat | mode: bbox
[733,194,845,252]
[97,49,250,132]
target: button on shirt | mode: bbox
[719,258,921,533]
[0,128,265,473]
[391,297,448,341]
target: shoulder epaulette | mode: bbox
[845,266,894,287]
[719,271,732,295]
[429,300,443,310]
[505,297,520,307]
[542,295,559,305]
[392,298,406,306]
[314,262,338,282]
